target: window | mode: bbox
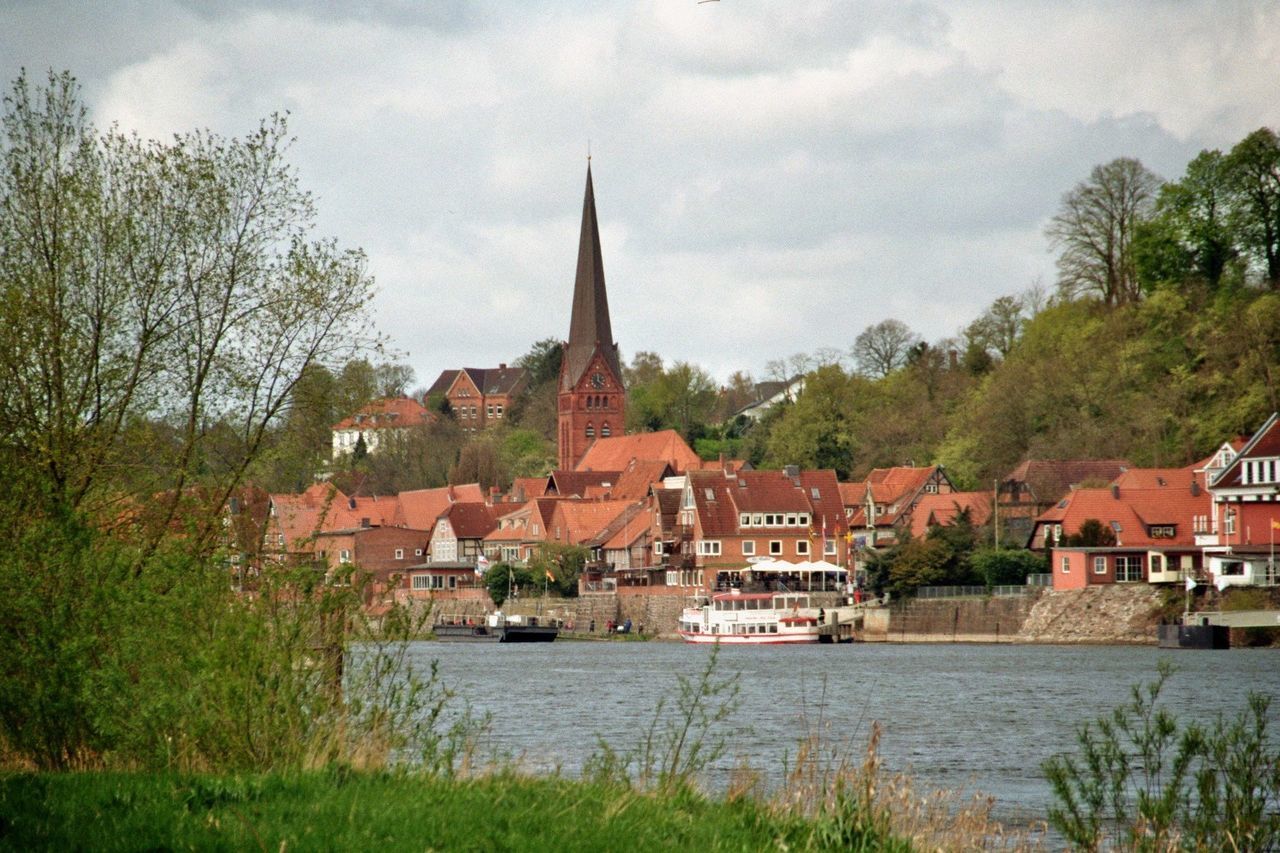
[415,549,423,557]
[742,540,755,556]
[340,549,351,563]
[1224,510,1236,535]
[739,513,751,527]
[697,540,721,556]
[411,575,431,590]
[654,541,664,556]
[786,514,797,526]
[1150,554,1164,574]
[486,405,494,417]
[1060,555,1070,573]
[585,423,595,439]
[602,423,611,437]
[1115,555,1142,583]
[395,548,404,560]
[824,540,837,556]
[1093,556,1107,575]
[799,514,810,527]
[666,571,678,586]
[769,540,783,555]
[753,514,764,526]
[1053,524,1062,544]
[496,405,503,417]
[796,540,810,556]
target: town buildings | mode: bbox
[331,396,434,460]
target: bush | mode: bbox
[970,548,1047,587]
[1043,663,1280,850]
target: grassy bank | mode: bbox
[0,769,895,851]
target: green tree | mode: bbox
[0,71,376,553]
[1225,127,1280,288]
[527,542,588,597]
[970,548,1046,587]
[1064,518,1117,547]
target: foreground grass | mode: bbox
[0,769,883,852]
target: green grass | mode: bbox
[0,770,850,852]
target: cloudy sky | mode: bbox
[4,2,1279,387]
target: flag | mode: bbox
[1272,519,1280,530]
[546,570,555,582]
[476,554,490,576]
[1185,575,1196,592]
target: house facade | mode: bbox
[331,396,434,459]
[425,365,528,433]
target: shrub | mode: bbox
[1043,663,1280,850]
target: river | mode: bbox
[407,641,1280,829]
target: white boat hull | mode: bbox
[677,629,819,645]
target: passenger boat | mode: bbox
[433,612,559,643]
[677,590,826,644]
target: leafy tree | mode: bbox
[1047,157,1162,306]
[886,539,952,597]
[1137,149,1240,293]
[526,542,588,597]
[374,363,416,397]
[0,70,376,554]
[970,548,1047,586]
[485,562,533,608]
[449,437,506,491]
[763,364,863,477]
[965,295,1026,359]
[851,319,920,378]
[1225,127,1280,288]
[517,337,564,387]
[1064,518,1117,547]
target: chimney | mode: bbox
[784,464,800,482]
[499,363,507,370]
[360,517,371,528]
[1190,481,1201,496]
[1110,484,1119,499]
[488,486,500,505]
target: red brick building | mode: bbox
[425,365,528,433]
[558,165,626,471]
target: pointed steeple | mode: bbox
[562,164,622,390]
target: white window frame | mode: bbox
[411,575,431,590]
[395,548,404,560]
[340,549,351,563]
[1115,555,1142,583]
[769,540,782,556]
[1093,556,1107,575]
[824,539,837,556]
[796,539,810,556]
[697,540,721,557]
[741,540,755,556]
[1060,555,1070,573]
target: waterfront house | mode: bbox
[1041,464,1211,589]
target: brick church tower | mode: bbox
[558,165,625,470]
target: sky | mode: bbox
[4,1,1279,388]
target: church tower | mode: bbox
[558,165,625,470]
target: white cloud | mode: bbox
[2,0,1275,386]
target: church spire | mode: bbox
[562,164,622,390]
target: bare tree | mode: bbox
[851,319,921,378]
[1047,157,1162,306]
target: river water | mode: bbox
[407,641,1280,828]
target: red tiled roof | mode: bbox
[395,484,484,529]
[575,429,700,473]
[509,477,550,502]
[549,470,620,497]
[1003,459,1131,505]
[553,500,633,544]
[608,459,673,501]
[332,396,434,431]
[1032,473,1211,548]
[909,492,993,539]
[442,502,499,540]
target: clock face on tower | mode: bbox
[590,372,606,389]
